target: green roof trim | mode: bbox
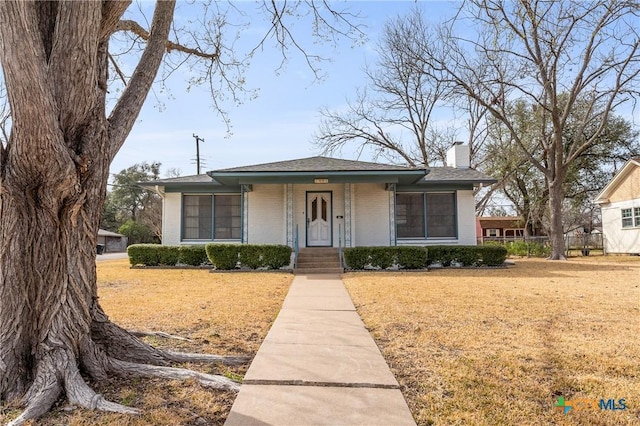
[139,156,496,188]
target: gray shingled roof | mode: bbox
[141,156,496,186]
[213,156,419,173]
[139,174,214,185]
[419,167,496,184]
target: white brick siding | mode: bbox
[353,183,390,246]
[456,190,478,245]
[162,192,182,245]
[247,184,285,244]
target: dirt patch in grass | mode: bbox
[343,257,640,426]
[3,259,292,426]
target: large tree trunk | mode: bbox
[0,2,243,424]
[547,178,567,260]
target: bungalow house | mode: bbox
[476,216,526,243]
[141,144,496,250]
[593,157,640,255]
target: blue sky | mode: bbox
[110,1,459,177]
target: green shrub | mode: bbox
[396,247,428,269]
[452,246,480,266]
[157,246,180,266]
[426,245,506,267]
[479,245,507,266]
[179,245,209,266]
[528,241,551,257]
[427,246,457,266]
[206,244,240,270]
[127,244,179,266]
[239,245,262,269]
[343,247,371,269]
[506,240,528,257]
[369,247,395,269]
[505,240,550,258]
[127,244,159,266]
[260,245,292,269]
[344,246,428,270]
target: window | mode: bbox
[396,193,426,238]
[426,193,456,238]
[621,207,640,228]
[183,195,212,239]
[183,194,241,240]
[488,228,499,237]
[214,195,241,239]
[396,192,456,239]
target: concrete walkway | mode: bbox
[225,274,416,426]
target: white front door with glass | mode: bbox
[307,192,332,246]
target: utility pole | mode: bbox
[193,133,204,175]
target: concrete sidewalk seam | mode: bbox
[241,380,400,389]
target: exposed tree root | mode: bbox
[64,365,139,415]
[163,351,248,366]
[8,378,61,426]
[128,330,194,342]
[5,315,247,425]
[91,305,249,367]
[108,358,241,392]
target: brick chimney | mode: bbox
[446,142,470,168]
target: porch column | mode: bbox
[286,184,294,247]
[344,183,352,247]
[388,183,396,246]
[242,185,250,243]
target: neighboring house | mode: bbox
[476,216,526,243]
[97,229,128,253]
[593,157,640,255]
[141,144,495,249]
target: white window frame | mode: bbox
[621,207,640,229]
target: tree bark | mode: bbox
[0,2,241,424]
[547,177,567,260]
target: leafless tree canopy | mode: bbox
[314,8,497,168]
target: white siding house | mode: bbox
[142,145,495,249]
[594,158,640,255]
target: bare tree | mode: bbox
[314,9,464,167]
[414,0,640,259]
[0,1,362,424]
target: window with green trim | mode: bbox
[182,194,241,240]
[396,192,456,239]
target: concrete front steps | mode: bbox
[295,247,343,274]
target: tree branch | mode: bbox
[108,53,127,86]
[115,19,220,60]
[108,1,176,158]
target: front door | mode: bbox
[307,192,332,247]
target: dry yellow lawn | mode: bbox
[343,256,640,426]
[5,260,292,426]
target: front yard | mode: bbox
[344,257,640,425]
[4,257,638,425]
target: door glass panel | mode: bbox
[312,198,318,221]
[322,198,327,221]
